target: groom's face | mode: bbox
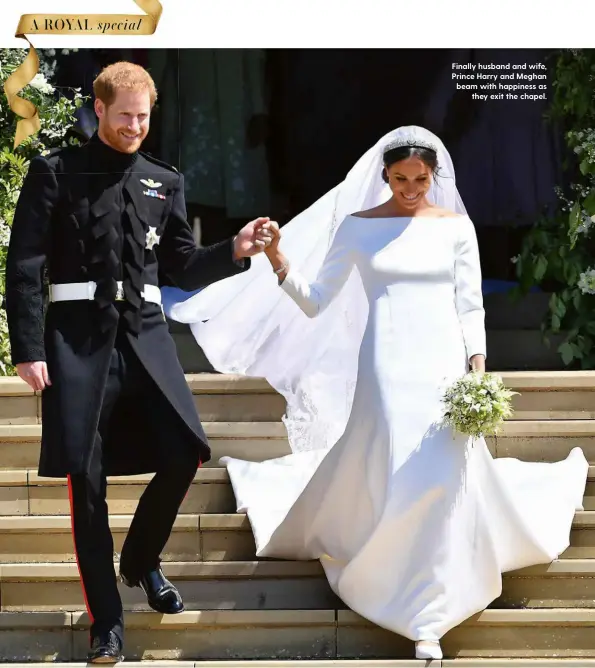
[95,88,151,154]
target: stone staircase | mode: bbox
[0,372,594,665]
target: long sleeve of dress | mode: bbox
[6,156,58,364]
[280,220,355,318]
[454,217,487,359]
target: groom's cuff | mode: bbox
[229,237,251,271]
[233,256,251,270]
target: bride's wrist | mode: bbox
[265,250,289,281]
[266,248,284,267]
[272,257,289,274]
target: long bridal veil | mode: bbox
[162,126,467,454]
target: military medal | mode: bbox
[145,226,161,250]
[141,178,166,200]
[143,188,166,200]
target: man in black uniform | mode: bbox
[5,62,273,662]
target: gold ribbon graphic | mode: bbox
[4,0,163,149]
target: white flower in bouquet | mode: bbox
[442,372,518,440]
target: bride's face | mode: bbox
[386,157,432,210]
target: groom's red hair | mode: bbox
[93,62,158,108]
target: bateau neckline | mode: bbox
[348,214,467,221]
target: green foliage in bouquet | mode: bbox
[0,48,85,374]
[442,372,517,440]
[513,49,595,368]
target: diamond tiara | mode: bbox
[383,138,438,155]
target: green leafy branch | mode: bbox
[515,49,595,368]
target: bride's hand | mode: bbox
[470,354,486,374]
[260,220,281,254]
[256,221,288,280]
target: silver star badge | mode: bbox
[140,178,163,189]
[145,226,161,251]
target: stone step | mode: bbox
[191,512,595,562]
[5,559,595,613]
[189,375,281,422]
[0,469,236,516]
[342,608,595,659]
[3,373,595,424]
[0,421,286,440]
[496,559,595,608]
[203,511,595,562]
[0,379,38,426]
[0,514,200,564]
[0,560,336,613]
[0,464,594,517]
[0,664,419,668]
[0,512,594,564]
[484,372,595,420]
[3,420,595,470]
[0,376,283,425]
[25,469,235,517]
[493,420,595,462]
[2,608,595,660]
[0,422,291,470]
[3,663,595,668]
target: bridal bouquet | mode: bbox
[442,372,517,439]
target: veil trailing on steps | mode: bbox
[162,126,467,453]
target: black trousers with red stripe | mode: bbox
[67,330,200,645]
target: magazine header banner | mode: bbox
[2,1,595,50]
[15,0,162,36]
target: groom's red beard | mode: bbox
[100,120,147,154]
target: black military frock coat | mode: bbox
[5,134,249,477]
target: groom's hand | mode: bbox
[16,361,51,392]
[233,217,276,259]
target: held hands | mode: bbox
[260,220,281,255]
[233,217,279,259]
[16,361,51,392]
[257,221,288,280]
[233,218,286,279]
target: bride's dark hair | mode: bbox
[381,146,439,183]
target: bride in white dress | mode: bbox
[163,127,588,660]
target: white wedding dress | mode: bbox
[220,213,588,642]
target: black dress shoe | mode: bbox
[120,567,185,614]
[88,630,123,663]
